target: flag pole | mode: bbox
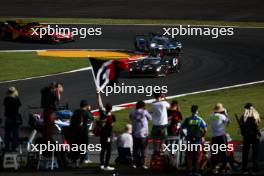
[88,58,104,108]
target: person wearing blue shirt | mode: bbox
[181,105,207,176]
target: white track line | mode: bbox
[111,80,264,111]
[0,49,140,83]
[0,67,92,84]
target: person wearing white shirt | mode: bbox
[209,103,229,174]
[151,93,170,153]
[116,124,133,165]
[117,124,133,153]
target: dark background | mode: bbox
[1,0,264,21]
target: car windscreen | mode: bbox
[152,38,168,45]
[143,59,161,65]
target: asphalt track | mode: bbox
[1,0,264,21]
[0,25,264,125]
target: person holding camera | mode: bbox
[151,93,170,154]
[209,103,230,174]
[40,82,63,111]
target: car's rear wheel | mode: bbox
[2,32,13,40]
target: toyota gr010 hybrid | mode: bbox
[134,33,182,54]
[129,54,181,77]
[0,20,73,43]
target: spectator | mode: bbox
[115,124,133,165]
[209,103,229,174]
[199,139,210,175]
[181,105,208,176]
[38,109,68,167]
[225,133,241,171]
[99,103,116,171]
[3,86,22,152]
[167,100,183,136]
[151,93,170,153]
[239,103,261,174]
[41,82,63,111]
[70,100,94,164]
[55,83,63,103]
[130,100,152,168]
[42,109,65,147]
[42,109,57,142]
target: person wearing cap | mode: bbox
[3,86,22,151]
[115,124,133,165]
[238,103,261,174]
[208,103,229,174]
[181,105,207,176]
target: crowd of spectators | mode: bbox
[0,84,262,176]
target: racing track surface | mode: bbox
[0,25,264,125]
[1,0,264,21]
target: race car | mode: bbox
[134,33,182,54]
[129,54,181,77]
[0,20,73,43]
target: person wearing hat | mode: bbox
[238,103,261,174]
[209,103,230,174]
[3,86,22,151]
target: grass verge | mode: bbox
[1,17,264,27]
[113,83,264,141]
[0,52,89,81]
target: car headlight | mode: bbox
[177,43,182,48]
[150,43,156,48]
[156,66,162,72]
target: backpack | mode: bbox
[186,118,203,142]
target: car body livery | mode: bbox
[0,20,73,43]
[134,33,182,54]
[129,54,181,77]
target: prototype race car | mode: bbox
[129,54,181,77]
[134,33,182,54]
[0,20,73,43]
